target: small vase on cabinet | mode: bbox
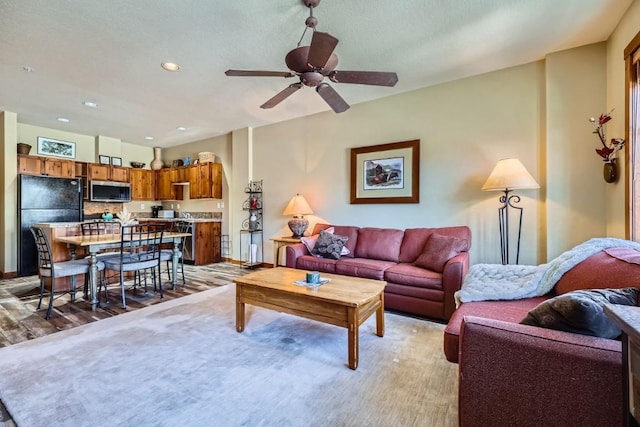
[151,147,164,170]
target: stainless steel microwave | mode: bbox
[90,180,131,202]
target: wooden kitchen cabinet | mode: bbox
[88,164,129,182]
[193,221,221,265]
[43,158,74,177]
[188,163,222,199]
[110,166,129,182]
[130,169,156,200]
[155,168,183,200]
[18,154,75,178]
[88,164,110,181]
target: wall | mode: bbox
[545,43,608,259]
[160,134,232,238]
[251,62,545,266]
[606,0,640,237]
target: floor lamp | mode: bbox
[481,158,539,265]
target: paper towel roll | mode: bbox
[249,243,258,263]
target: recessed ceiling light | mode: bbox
[177,126,187,131]
[82,101,98,108]
[145,136,154,141]
[161,62,180,72]
[57,117,70,123]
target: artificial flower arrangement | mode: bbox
[589,111,625,162]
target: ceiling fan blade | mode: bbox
[316,83,349,113]
[328,71,398,87]
[225,70,296,78]
[307,31,339,70]
[260,83,303,109]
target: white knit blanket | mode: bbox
[455,237,640,306]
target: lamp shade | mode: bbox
[481,158,540,191]
[282,194,314,216]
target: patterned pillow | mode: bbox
[520,287,639,338]
[301,227,350,256]
[311,230,348,260]
[413,233,468,273]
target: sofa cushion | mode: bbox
[295,255,338,273]
[443,297,547,363]
[354,227,404,262]
[312,224,359,258]
[399,226,471,263]
[384,263,443,290]
[311,230,348,260]
[521,288,639,339]
[555,250,640,295]
[413,233,469,273]
[335,258,396,280]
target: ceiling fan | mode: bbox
[225,0,398,113]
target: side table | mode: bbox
[270,236,301,267]
[604,303,640,427]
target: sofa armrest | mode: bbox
[458,316,622,427]
[441,252,469,319]
[285,243,310,268]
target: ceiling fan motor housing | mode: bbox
[301,72,324,87]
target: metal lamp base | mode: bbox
[288,217,309,238]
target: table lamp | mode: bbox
[283,194,314,238]
[481,158,539,265]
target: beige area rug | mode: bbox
[0,285,458,426]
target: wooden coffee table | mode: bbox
[234,267,386,370]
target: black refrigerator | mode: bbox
[18,175,83,276]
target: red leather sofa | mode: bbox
[285,223,471,321]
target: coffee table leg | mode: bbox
[236,286,245,333]
[376,293,385,337]
[348,307,359,370]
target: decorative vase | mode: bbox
[249,213,258,230]
[17,143,31,155]
[150,147,164,170]
[603,159,618,183]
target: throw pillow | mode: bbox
[520,287,639,339]
[311,230,348,260]
[413,233,468,273]
[301,227,334,253]
[301,227,351,256]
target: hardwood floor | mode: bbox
[0,262,253,348]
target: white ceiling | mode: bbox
[0,0,632,148]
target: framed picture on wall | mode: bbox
[37,137,76,159]
[350,139,420,204]
[111,157,122,166]
[99,155,110,165]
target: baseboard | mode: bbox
[0,271,18,279]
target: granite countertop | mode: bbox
[35,218,222,228]
[143,218,221,223]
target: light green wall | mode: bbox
[252,62,544,265]
[545,43,608,260]
[606,0,640,238]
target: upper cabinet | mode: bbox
[88,164,129,182]
[189,162,222,199]
[155,168,183,201]
[130,169,156,201]
[18,154,74,178]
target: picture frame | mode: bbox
[99,155,110,165]
[350,139,420,204]
[111,157,122,166]
[37,137,76,159]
